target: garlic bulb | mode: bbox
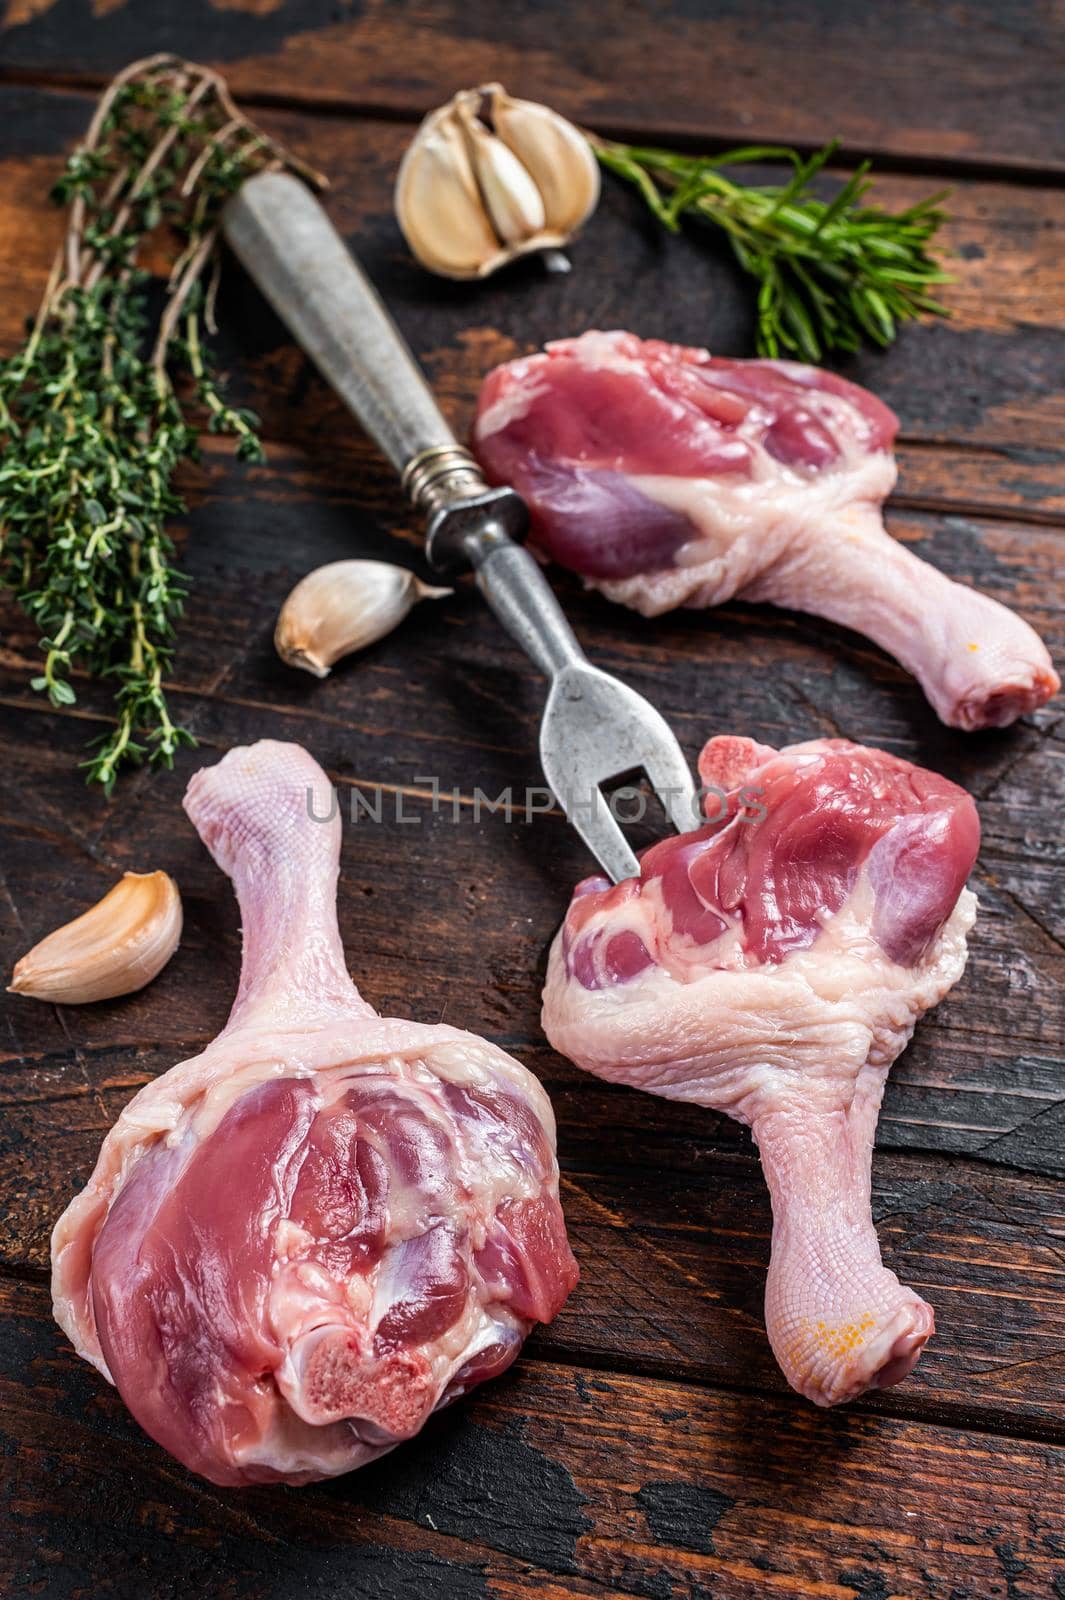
[395,83,600,280]
[276,559,452,678]
[9,871,182,1004]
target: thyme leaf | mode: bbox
[0,53,324,792]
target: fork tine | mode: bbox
[540,663,698,882]
[643,727,702,835]
[559,796,641,885]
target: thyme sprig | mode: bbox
[592,137,950,361]
[0,54,323,792]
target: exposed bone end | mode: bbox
[952,659,1061,730]
[301,1330,435,1438]
[771,1290,935,1409]
[870,1305,936,1392]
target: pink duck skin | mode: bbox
[52,741,577,1486]
[542,733,980,1406]
[474,331,1058,730]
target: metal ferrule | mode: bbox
[221,172,695,884]
[401,445,486,515]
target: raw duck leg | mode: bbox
[473,331,1058,730]
[542,733,980,1405]
[52,740,577,1486]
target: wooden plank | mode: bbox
[0,498,1061,1176]
[1,499,1062,957]
[0,58,1063,1500]
[231,115,1065,472]
[2,1276,1064,1600]
[893,442,1065,525]
[553,1108,1065,1435]
[0,87,1063,515]
[2,626,1061,1151]
[1,502,1063,1432]
[4,1012,1065,1434]
[0,8,1062,1588]
[1,0,1065,174]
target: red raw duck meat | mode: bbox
[474,330,1058,730]
[52,741,577,1485]
[542,732,980,1406]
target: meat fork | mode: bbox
[223,172,696,882]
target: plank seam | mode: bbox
[1,66,1065,187]
[532,1340,1065,1448]
[3,1257,1062,1450]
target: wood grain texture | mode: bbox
[2,484,1063,1082]
[3,1277,1065,1600]
[1,481,1063,1438]
[2,0,1065,173]
[6,1025,1065,1439]
[0,20,1063,1599]
[0,88,1063,514]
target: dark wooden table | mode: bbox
[1,5,1064,1597]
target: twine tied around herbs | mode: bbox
[0,54,325,791]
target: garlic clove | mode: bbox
[395,107,503,279]
[395,83,600,281]
[275,559,452,678]
[454,91,547,245]
[9,870,182,1005]
[488,86,600,237]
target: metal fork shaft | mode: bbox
[222,171,691,881]
[464,541,586,680]
[225,174,582,641]
[225,172,459,479]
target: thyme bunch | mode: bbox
[0,54,323,792]
[593,137,950,361]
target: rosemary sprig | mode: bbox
[0,54,324,792]
[592,137,950,361]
